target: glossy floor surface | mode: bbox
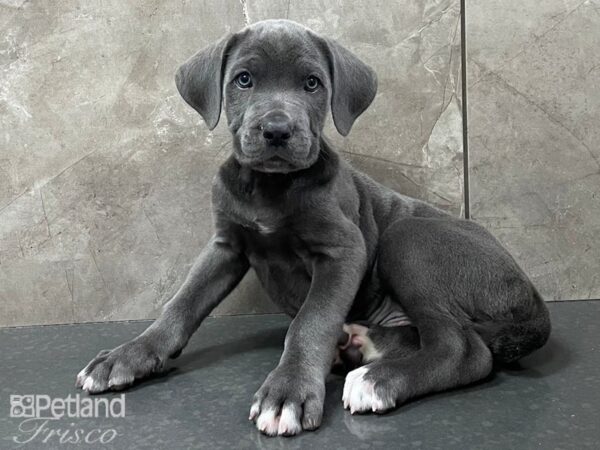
[1,301,598,449]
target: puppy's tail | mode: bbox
[474,290,551,364]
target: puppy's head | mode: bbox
[176,20,377,173]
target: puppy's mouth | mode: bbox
[236,133,319,174]
[252,155,298,173]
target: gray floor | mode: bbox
[1,301,599,449]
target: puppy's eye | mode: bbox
[235,71,253,89]
[304,75,320,92]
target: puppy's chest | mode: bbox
[240,223,313,314]
[247,211,281,235]
[225,200,313,270]
[216,182,319,267]
[224,200,285,236]
[219,184,295,234]
[239,215,308,261]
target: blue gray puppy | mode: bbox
[76,20,551,437]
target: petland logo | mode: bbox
[9,394,124,445]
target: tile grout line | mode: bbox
[460,0,470,219]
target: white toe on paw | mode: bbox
[343,366,388,414]
[342,366,367,409]
[256,408,279,436]
[81,377,95,392]
[277,405,301,436]
[76,369,87,386]
[249,402,260,421]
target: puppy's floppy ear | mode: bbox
[322,38,377,136]
[175,34,235,130]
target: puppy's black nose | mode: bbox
[262,117,292,145]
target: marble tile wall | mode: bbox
[2,0,596,327]
[467,0,600,300]
[0,0,463,326]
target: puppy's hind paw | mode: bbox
[342,366,396,414]
[335,324,383,371]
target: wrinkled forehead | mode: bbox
[226,21,328,79]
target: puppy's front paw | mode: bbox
[342,366,396,414]
[76,338,165,394]
[249,365,325,436]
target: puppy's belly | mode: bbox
[366,296,412,327]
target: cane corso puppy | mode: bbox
[76,19,551,436]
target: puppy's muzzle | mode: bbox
[260,111,293,147]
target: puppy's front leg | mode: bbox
[76,236,249,393]
[251,236,366,436]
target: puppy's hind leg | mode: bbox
[343,320,493,414]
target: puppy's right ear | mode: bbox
[175,34,234,130]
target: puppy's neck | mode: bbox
[220,138,339,200]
